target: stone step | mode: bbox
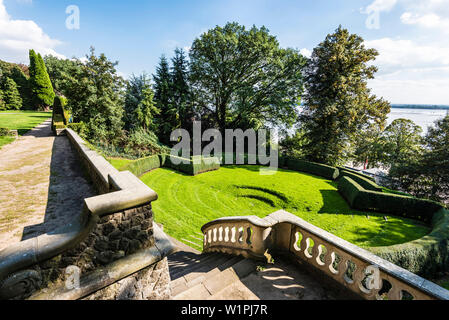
[171,255,243,297]
[173,259,257,300]
[169,252,223,280]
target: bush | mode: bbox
[120,155,161,177]
[285,158,340,180]
[371,208,449,278]
[53,96,69,124]
[338,169,383,192]
[160,154,220,176]
[338,176,444,223]
[123,128,170,158]
[192,156,221,175]
[0,127,10,137]
[164,155,195,175]
[337,166,376,182]
[67,122,86,136]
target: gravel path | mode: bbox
[0,120,96,251]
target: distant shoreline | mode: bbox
[391,104,449,110]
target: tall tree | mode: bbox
[189,22,306,135]
[63,47,124,143]
[171,48,193,131]
[300,26,390,166]
[1,77,22,110]
[43,55,78,96]
[351,123,386,169]
[153,55,178,145]
[29,50,55,110]
[382,119,424,170]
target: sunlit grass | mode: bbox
[136,165,430,250]
[0,111,51,135]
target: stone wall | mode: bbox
[0,129,175,300]
[84,257,171,300]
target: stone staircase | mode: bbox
[168,251,258,300]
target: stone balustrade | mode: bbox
[202,210,449,300]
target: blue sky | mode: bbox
[1,0,449,104]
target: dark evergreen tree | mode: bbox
[29,50,55,110]
[10,66,32,109]
[2,77,22,110]
[153,55,179,145]
[171,48,193,131]
[124,73,159,131]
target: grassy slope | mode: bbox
[138,166,429,250]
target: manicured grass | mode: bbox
[0,136,15,149]
[139,166,430,250]
[0,111,52,135]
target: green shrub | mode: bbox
[67,122,86,136]
[53,96,69,124]
[337,166,376,182]
[160,154,220,176]
[164,155,195,175]
[285,158,340,180]
[338,169,383,192]
[371,208,449,278]
[123,128,170,158]
[192,156,221,175]
[0,127,10,137]
[120,155,161,177]
[338,176,444,223]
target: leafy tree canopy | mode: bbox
[189,22,307,134]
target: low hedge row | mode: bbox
[338,176,444,223]
[370,208,449,278]
[337,166,376,182]
[339,176,449,277]
[120,155,161,177]
[338,169,383,192]
[285,158,340,180]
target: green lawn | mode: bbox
[0,111,51,135]
[138,165,430,250]
[0,111,51,148]
[0,135,15,149]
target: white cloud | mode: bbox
[365,38,449,104]
[401,11,449,32]
[366,38,449,73]
[0,0,65,64]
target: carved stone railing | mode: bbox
[202,210,449,300]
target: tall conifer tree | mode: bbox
[29,50,55,110]
[153,55,179,145]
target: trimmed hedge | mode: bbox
[192,156,221,175]
[120,155,161,177]
[338,169,383,192]
[337,166,376,182]
[161,155,220,176]
[370,208,449,277]
[285,158,340,180]
[338,177,444,223]
[339,176,449,277]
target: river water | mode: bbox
[387,108,448,133]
